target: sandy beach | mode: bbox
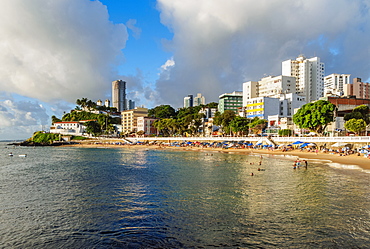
[65,140,370,171]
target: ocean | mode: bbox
[1,142,369,248]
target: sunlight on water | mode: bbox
[0,142,369,248]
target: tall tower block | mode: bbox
[112,80,126,112]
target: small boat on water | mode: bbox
[19,154,27,157]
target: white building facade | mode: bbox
[324,73,351,96]
[50,121,86,136]
[282,55,325,102]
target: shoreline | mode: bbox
[64,141,370,171]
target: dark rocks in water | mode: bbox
[7,141,77,147]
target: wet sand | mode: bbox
[65,140,370,171]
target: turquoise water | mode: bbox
[1,143,369,248]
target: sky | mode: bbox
[0,0,369,140]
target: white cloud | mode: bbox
[156,0,370,107]
[0,0,128,103]
[0,98,50,140]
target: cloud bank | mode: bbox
[0,0,128,139]
[0,0,128,103]
[155,0,370,107]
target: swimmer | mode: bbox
[250,172,254,176]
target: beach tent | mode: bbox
[331,142,348,147]
[300,143,309,147]
[292,141,304,144]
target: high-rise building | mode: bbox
[127,100,135,110]
[282,55,325,102]
[218,91,243,114]
[344,78,370,99]
[324,74,351,96]
[184,95,193,108]
[193,93,206,106]
[112,80,126,112]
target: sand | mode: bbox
[64,140,370,171]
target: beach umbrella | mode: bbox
[256,143,262,146]
[362,145,370,149]
[307,143,316,146]
[300,143,309,147]
[331,142,348,147]
[292,141,304,144]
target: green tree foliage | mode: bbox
[148,105,176,119]
[344,118,367,135]
[278,129,292,136]
[213,110,236,135]
[205,102,218,108]
[344,105,370,125]
[229,116,250,136]
[248,117,267,135]
[51,115,62,124]
[293,100,337,134]
[84,121,102,136]
[29,131,60,144]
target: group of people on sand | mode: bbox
[293,158,308,169]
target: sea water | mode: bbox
[1,142,369,248]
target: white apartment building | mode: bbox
[282,55,325,102]
[193,93,206,106]
[244,93,306,120]
[324,74,351,96]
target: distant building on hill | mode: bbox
[184,95,193,108]
[193,93,206,106]
[112,80,126,112]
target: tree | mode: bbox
[293,100,337,135]
[84,121,101,136]
[278,129,292,137]
[51,115,61,124]
[213,110,236,135]
[148,105,176,119]
[344,118,367,135]
[248,117,267,135]
[229,116,250,136]
[344,105,370,125]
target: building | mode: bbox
[321,96,370,135]
[137,117,158,135]
[242,75,297,106]
[127,99,135,110]
[218,91,243,114]
[245,96,280,119]
[324,74,351,96]
[193,93,206,106]
[104,99,110,107]
[282,54,325,102]
[121,107,148,135]
[112,80,126,112]
[198,107,217,120]
[343,78,370,99]
[50,121,86,136]
[184,95,193,108]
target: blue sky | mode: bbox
[0,0,369,140]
